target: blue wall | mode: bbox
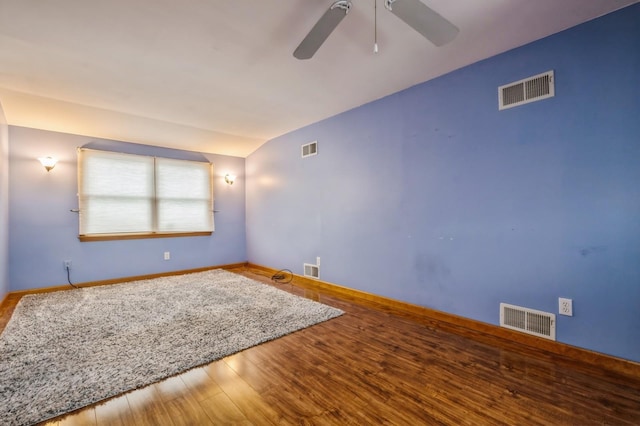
[8,126,247,291]
[0,101,8,301]
[246,5,640,362]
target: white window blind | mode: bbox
[156,157,212,232]
[78,149,213,236]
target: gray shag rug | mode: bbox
[0,269,343,426]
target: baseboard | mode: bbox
[247,263,640,379]
[6,262,248,298]
[0,292,10,316]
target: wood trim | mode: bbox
[247,263,640,379]
[0,292,10,316]
[79,231,212,242]
[0,292,22,332]
[7,262,248,297]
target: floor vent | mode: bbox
[500,303,556,340]
[303,263,319,279]
[498,70,554,110]
[301,141,318,158]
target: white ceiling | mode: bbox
[0,0,636,157]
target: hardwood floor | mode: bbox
[2,267,639,425]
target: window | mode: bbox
[77,148,213,240]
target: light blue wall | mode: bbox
[0,101,8,300]
[246,5,640,362]
[8,126,247,291]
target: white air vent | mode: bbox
[498,70,554,110]
[500,303,556,340]
[301,141,318,158]
[304,263,319,279]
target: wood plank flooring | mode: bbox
[1,267,639,425]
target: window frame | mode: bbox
[77,148,214,242]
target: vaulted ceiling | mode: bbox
[0,0,636,157]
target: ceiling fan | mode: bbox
[294,0,459,60]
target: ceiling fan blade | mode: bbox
[294,1,352,60]
[385,0,459,46]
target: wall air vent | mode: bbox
[498,70,554,110]
[500,303,556,340]
[301,141,318,158]
[304,263,319,279]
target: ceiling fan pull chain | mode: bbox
[374,0,379,53]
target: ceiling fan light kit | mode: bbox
[294,0,459,60]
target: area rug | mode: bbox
[0,269,343,426]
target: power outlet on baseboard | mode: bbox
[63,260,72,270]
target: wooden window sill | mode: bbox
[79,232,212,242]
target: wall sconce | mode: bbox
[38,156,58,172]
[224,174,236,185]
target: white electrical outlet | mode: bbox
[63,260,72,270]
[559,298,573,316]
[164,251,170,260]
[316,256,321,267]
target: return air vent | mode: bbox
[301,141,318,158]
[304,263,319,279]
[500,303,556,340]
[498,70,554,110]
